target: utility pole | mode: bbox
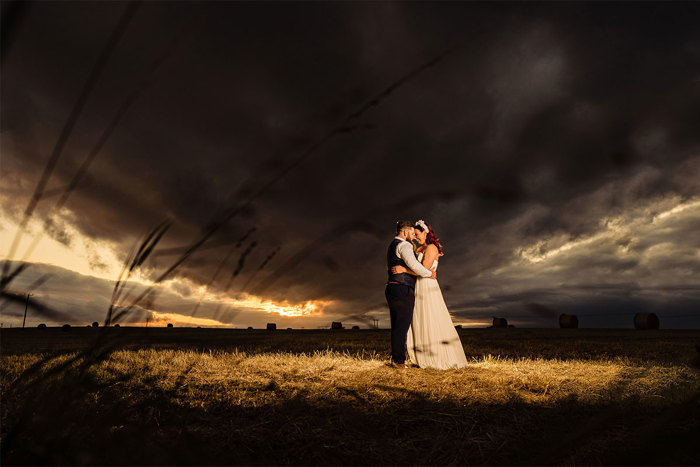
[22,293,32,328]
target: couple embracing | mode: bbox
[385,220,468,369]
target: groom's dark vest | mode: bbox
[387,238,417,288]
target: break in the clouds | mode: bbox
[1,2,699,328]
[0,261,334,329]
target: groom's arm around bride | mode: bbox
[395,239,436,279]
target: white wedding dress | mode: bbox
[407,252,468,369]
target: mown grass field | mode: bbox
[2,327,700,465]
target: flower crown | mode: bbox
[415,219,429,232]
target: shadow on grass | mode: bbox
[2,357,699,466]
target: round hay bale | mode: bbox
[351,325,360,330]
[286,327,292,331]
[113,324,120,328]
[61,324,71,331]
[331,321,343,330]
[266,323,276,331]
[634,312,659,330]
[166,323,174,328]
[492,317,508,328]
[92,321,99,328]
[247,326,254,330]
[559,314,579,329]
[37,323,47,328]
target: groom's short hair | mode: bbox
[396,220,413,234]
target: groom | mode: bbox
[385,220,436,368]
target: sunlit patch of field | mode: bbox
[1,329,700,465]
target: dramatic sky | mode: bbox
[2,1,699,329]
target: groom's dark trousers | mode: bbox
[385,283,415,364]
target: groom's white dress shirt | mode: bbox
[394,236,433,278]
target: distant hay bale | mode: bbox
[634,313,660,330]
[331,321,343,330]
[61,324,71,331]
[113,324,120,328]
[92,321,99,328]
[559,314,579,329]
[266,323,276,331]
[37,323,47,328]
[352,325,360,330]
[286,327,292,331]
[167,323,174,328]
[491,317,508,328]
[247,326,254,330]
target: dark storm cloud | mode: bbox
[2,2,699,327]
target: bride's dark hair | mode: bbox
[415,221,444,255]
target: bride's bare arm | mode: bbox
[422,244,439,269]
[390,265,416,275]
[390,265,435,279]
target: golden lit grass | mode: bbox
[2,347,699,465]
[5,350,695,407]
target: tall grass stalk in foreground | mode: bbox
[107,220,172,325]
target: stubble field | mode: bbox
[1,327,699,465]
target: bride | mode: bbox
[391,220,468,370]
